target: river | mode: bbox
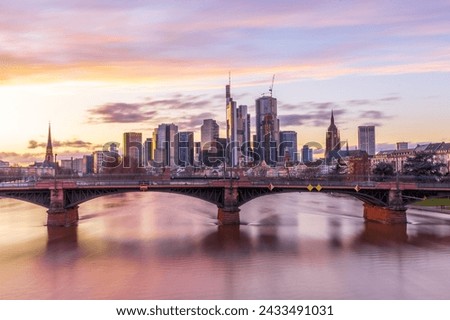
[1,192,450,299]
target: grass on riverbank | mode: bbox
[414,198,450,208]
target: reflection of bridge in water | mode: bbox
[1,175,450,226]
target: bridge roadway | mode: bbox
[0,175,449,226]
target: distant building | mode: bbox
[279,131,298,163]
[371,142,450,174]
[436,142,450,174]
[237,105,251,164]
[59,158,84,173]
[396,142,408,150]
[340,149,370,178]
[174,132,194,167]
[371,148,414,173]
[202,137,226,167]
[358,126,375,156]
[82,155,94,174]
[123,132,143,167]
[93,151,105,174]
[0,160,9,168]
[255,95,279,165]
[73,158,83,173]
[225,82,238,167]
[60,159,73,171]
[201,119,219,164]
[224,88,251,166]
[325,110,341,163]
[143,138,153,166]
[201,119,219,149]
[301,145,313,163]
[153,123,178,167]
[194,142,201,165]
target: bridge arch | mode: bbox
[63,186,225,209]
[0,190,51,208]
[236,187,390,208]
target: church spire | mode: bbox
[44,123,54,164]
[325,109,341,164]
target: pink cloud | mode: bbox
[1,0,449,85]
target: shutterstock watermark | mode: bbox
[97,140,328,170]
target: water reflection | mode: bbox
[2,193,450,299]
[357,222,408,245]
[202,225,250,253]
[327,218,343,248]
[47,226,78,244]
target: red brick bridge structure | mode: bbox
[1,175,449,226]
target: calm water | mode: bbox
[1,192,450,299]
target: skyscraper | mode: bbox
[280,131,298,163]
[174,131,194,167]
[237,105,251,164]
[201,119,220,166]
[201,119,219,150]
[226,81,238,167]
[44,123,54,166]
[255,96,279,165]
[301,144,313,163]
[153,123,178,167]
[358,126,376,156]
[143,138,153,166]
[123,132,143,167]
[325,110,341,163]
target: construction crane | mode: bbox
[268,74,275,98]
[261,74,276,97]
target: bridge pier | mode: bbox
[363,204,406,224]
[47,183,79,227]
[47,206,79,227]
[217,186,240,225]
[217,207,240,225]
[363,189,407,224]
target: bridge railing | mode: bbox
[1,173,449,189]
[0,182,36,188]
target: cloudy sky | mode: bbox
[1,0,449,164]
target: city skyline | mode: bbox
[1,1,449,164]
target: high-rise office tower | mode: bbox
[201,119,220,166]
[358,126,375,156]
[123,132,143,167]
[201,119,219,150]
[143,138,153,166]
[194,142,201,165]
[255,95,279,165]
[226,80,238,167]
[153,123,178,167]
[301,144,313,163]
[325,110,341,163]
[280,131,298,162]
[174,132,194,167]
[237,105,251,163]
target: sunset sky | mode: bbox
[1,0,450,165]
